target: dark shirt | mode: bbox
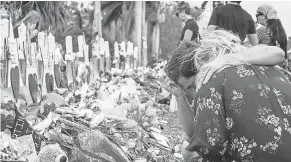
[187,65,291,162]
[208,4,256,42]
[180,18,199,41]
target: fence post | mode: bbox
[65,36,74,86]
[114,41,120,69]
[133,47,138,70]
[126,41,133,70]
[77,35,85,62]
[105,41,111,72]
[48,33,56,91]
[99,38,105,75]
[17,39,25,87]
[18,23,26,86]
[54,47,61,88]
[7,38,18,88]
[91,36,100,82]
[120,41,126,70]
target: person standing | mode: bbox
[256,4,289,71]
[191,2,212,37]
[256,5,287,53]
[206,1,259,45]
[175,2,199,45]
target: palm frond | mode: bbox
[19,1,68,33]
[101,1,120,10]
[102,1,122,27]
[124,2,135,39]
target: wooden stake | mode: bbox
[65,36,74,86]
[99,38,105,75]
[104,41,111,72]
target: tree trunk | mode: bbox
[135,1,142,67]
[94,1,102,37]
[122,3,128,41]
[116,18,122,43]
[152,6,161,59]
[142,1,147,67]
[152,23,160,58]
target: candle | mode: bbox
[65,36,73,54]
[78,35,84,53]
[114,42,119,58]
[104,41,110,57]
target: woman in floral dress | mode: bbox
[164,30,291,161]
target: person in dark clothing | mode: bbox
[206,1,259,46]
[175,2,200,44]
[213,1,225,8]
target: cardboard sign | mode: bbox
[11,110,42,153]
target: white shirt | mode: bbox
[196,11,211,37]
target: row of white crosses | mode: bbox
[0,16,64,96]
[114,40,139,70]
[64,35,140,83]
[65,35,91,84]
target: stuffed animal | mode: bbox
[37,143,68,162]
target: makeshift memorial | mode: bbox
[1,26,190,161]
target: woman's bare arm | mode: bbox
[196,45,285,91]
[238,45,285,65]
[176,93,195,137]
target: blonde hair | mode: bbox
[194,30,245,68]
[165,30,245,82]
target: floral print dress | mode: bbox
[187,65,291,162]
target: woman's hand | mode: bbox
[196,55,236,91]
[161,76,183,97]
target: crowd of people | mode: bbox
[162,1,291,162]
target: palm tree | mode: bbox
[101,1,162,66]
[18,1,68,35]
[94,1,102,38]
